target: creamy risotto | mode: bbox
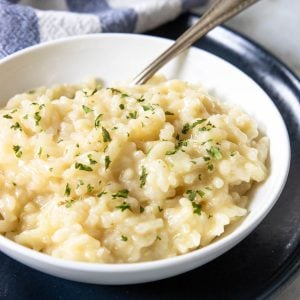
[0,76,268,263]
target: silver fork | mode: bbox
[132,0,260,85]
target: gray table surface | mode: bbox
[194,0,300,298]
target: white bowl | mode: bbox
[0,34,290,285]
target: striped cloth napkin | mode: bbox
[0,0,208,59]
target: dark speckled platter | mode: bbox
[0,14,299,300]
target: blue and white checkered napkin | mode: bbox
[0,0,208,59]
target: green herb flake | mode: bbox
[64,183,71,196]
[97,191,107,197]
[207,146,222,160]
[158,206,163,212]
[13,145,22,158]
[102,127,111,142]
[207,163,214,171]
[23,114,28,120]
[3,114,12,119]
[182,123,190,134]
[121,235,128,242]
[230,151,237,157]
[137,96,145,103]
[83,88,97,97]
[94,114,103,128]
[104,155,111,170]
[75,162,93,172]
[139,166,148,188]
[197,190,205,198]
[165,149,177,155]
[116,202,131,212]
[127,111,138,119]
[38,147,43,158]
[140,206,145,213]
[87,184,94,193]
[65,199,75,208]
[165,111,174,116]
[156,235,161,241]
[82,105,93,114]
[88,154,97,165]
[203,156,211,162]
[142,104,154,112]
[192,202,202,215]
[192,119,206,128]
[34,111,41,126]
[10,122,22,131]
[112,189,129,199]
[119,103,125,110]
[49,167,53,172]
[186,190,197,201]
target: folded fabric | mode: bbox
[0,0,208,59]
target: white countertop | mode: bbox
[195,0,300,298]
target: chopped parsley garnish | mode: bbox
[127,111,138,119]
[199,121,215,131]
[108,88,128,98]
[65,199,75,208]
[94,114,103,128]
[186,190,205,201]
[102,127,111,142]
[97,191,107,197]
[10,122,22,131]
[165,149,177,155]
[197,190,205,198]
[182,123,190,134]
[137,96,145,102]
[82,105,93,113]
[119,103,125,110]
[201,139,213,146]
[206,146,222,160]
[156,235,161,241]
[230,151,237,157]
[182,119,206,135]
[140,206,145,213]
[207,163,214,171]
[165,140,188,155]
[38,147,43,157]
[165,111,174,116]
[112,189,129,199]
[13,145,22,158]
[23,114,28,120]
[3,114,12,119]
[75,162,93,171]
[49,167,53,172]
[64,183,71,196]
[158,206,163,212]
[104,155,111,170]
[203,156,211,161]
[121,235,128,241]
[139,166,148,188]
[186,190,197,201]
[87,184,94,193]
[88,154,97,165]
[34,111,41,126]
[83,88,97,97]
[142,104,155,112]
[116,202,131,212]
[192,202,202,215]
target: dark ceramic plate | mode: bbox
[0,14,299,300]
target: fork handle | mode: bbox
[132,0,259,85]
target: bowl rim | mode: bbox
[0,33,291,272]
